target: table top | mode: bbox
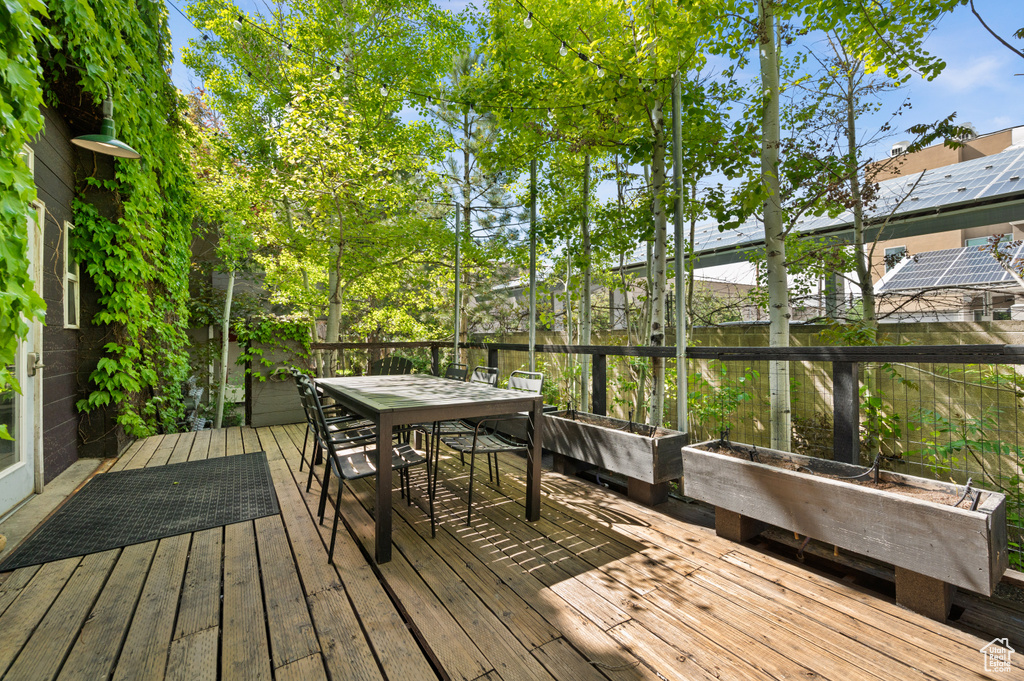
[316,374,541,416]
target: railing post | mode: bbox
[488,346,499,372]
[593,354,607,416]
[431,343,439,376]
[833,361,859,464]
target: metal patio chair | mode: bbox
[369,355,414,376]
[298,376,433,562]
[290,369,372,476]
[439,370,543,526]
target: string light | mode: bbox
[578,52,588,61]
[332,67,341,80]
[380,85,389,97]
[559,41,568,57]
[283,43,292,55]
[524,12,532,29]
[233,14,243,30]
[596,66,605,77]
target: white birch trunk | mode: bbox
[214,270,234,430]
[759,0,792,450]
[647,101,668,427]
[580,154,592,413]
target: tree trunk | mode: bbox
[301,268,321,377]
[759,0,792,450]
[214,270,235,430]
[687,182,697,315]
[325,241,342,374]
[460,112,473,364]
[846,70,876,332]
[647,101,668,427]
[581,154,592,412]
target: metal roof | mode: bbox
[626,144,1024,270]
[876,242,1024,293]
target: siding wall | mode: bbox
[30,106,81,482]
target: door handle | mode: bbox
[27,352,44,377]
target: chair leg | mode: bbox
[430,424,442,508]
[300,425,309,471]
[467,444,477,526]
[317,458,331,525]
[426,448,436,538]
[306,441,319,493]
[493,453,500,488]
[486,448,493,482]
[328,479,344,564]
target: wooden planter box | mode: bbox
[250,373,305,427]
[682,440,1009,617]
[547,411,684,505]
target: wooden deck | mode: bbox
[1,424,1022,680]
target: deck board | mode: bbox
[57,542,157,681]
[3,549,119,681]
[0,424,1020,680]
[221,522,271,681]
[112,534,190,681]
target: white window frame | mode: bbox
[63,221,80,329]
[21,145,34,175]
[883,245,907,272]
[965,234,1011,248]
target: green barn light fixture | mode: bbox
[71,83,141,160]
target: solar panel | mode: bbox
[878,242,1024,292]
[622,146,1024,269]
[683,145,1024,259]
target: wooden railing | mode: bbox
[297,340,1024,466]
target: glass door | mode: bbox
[0,201,43,518]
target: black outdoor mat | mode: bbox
[0,451,280,572]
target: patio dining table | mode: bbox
[315,374,545,563]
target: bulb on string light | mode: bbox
[559,41,568,57]
[283,43,292,55]
[233,14,243,29]
[468,102,475,114]
[524,12,532,29]
[581,104,588,113]
[618,75,624,87]
[547,108,554,119]
[332,67,341,80]
[596,66,605,78]
[380,85,389,97]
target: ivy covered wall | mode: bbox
[2,0,196,448]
